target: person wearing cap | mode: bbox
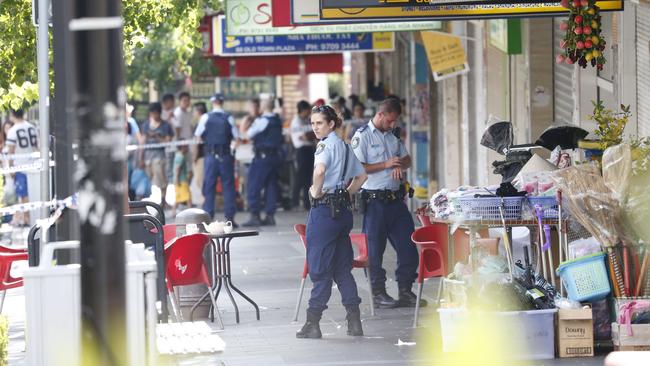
[240,97,284,227]
[194,93,239,226]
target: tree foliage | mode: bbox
[0,0,222,111]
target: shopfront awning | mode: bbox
[210,54,343,77]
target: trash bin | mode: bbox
[174,208,214,319]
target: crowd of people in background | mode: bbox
[125,91,386,224]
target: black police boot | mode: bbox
[261,215,276,226]
[398,286,428,308]
[296,311,322,339]
[242,213,262,227]
[345,307,363,336]
[372,289,399,309]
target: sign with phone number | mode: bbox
[213,16,393,56]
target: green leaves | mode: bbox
[588,100,631,150]
[0,0,223,110]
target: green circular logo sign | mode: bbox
[230,3,250,26]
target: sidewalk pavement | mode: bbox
[4,211,608,365]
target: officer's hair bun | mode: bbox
[312,104,343,129]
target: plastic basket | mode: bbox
[557,252,611,302]
[457,196,524,220]
[528,196,559,219]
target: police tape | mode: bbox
[0,160,45,175]
[126,139,200,152]
[0,193,77,217]
[0,139,202,162]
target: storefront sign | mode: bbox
[225,0,441,36]
[214,16,394,56]
[220,77,275,100]
[320,0,624,21]
[420,31,469,81]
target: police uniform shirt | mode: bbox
[315,131,364,193]
[245,112,276,139]
[351,120,408,191]
[194,107,239,140]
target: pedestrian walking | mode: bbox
[296,104,367,339]
[290,100,316,210]
[351,97,424,309]
[5,109,38,226]
[240,98,284,227]
[172,144,191,217]
[191,102,208,203]
[194,93,239,226]
[161,93,177,184]
[141,102,174,207]
[1,120,16,209]
[344,102,367,143]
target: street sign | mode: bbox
[214,16,394,56]
[421,31,469,81]
[225,0,441,36]
[31,0,52,27]
[319,0,624,21]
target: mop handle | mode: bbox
[535,205,549,280]
[636,251,650,297]
[498,203,514,279]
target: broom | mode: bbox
[554,165,626,297]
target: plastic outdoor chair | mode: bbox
[0,250,28,313]
[417,214,432,227]
[292,224,375,322]
[411,225,447,327]
[163,224,177,244]
[164,233,224,329]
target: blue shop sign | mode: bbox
[213,16,394,56]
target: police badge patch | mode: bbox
[351,137,360,149]
[315,142,326,155]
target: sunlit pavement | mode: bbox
[3,212,608,365]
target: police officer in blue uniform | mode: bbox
[296,105,368,339]
[351,97,425,309]
[194,93,239,226]
[241,98,285,227]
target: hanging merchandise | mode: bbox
[535,125,589,151]
[556,0,607,69]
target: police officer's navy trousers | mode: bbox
[363,199,419,291]
[202,153,236,220]
[306,206,361,316]
[246,153,282,216]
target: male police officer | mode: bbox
[194,93,239,226]
[241,98,284,227]
[351,97,424,309]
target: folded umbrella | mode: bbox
[535,125,589,151]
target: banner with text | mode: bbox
[225,0,441,36]
[214,16,394,56]
[319,0,624,21]
[421,31,469,81]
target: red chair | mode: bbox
[164,233,223,329]
[411,225,447,327]
[292,224,375,322]
[417,213,432,227]
[0,250,29,313]
[163,224,177,244]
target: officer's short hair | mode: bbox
[261,98,274,112]
[193,102,207,115]
[161,93,175,103]
[10,109,24,119]
[297,100,311,113]
[148,102,162,114]
[178,91,190,100]
[378,97,401,115]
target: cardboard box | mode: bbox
[612,322,650,351]
[557,308,594,358]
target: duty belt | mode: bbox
[206,145,231,156]
[254,147,280,158]
[361,188,405,202]
[311,190,351,218]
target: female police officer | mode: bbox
[296,105,368,339]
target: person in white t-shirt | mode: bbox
[5,109,38,226]
[290,100,316,210]
[173,92,194,141]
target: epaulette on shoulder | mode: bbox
[358,125,369,133]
